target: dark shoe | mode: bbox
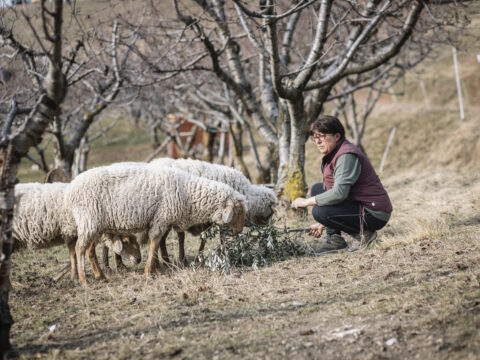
[310,234,348,255]
[348,230,377,252]
[353,230,377,247]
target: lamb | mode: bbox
[64,165,246,285]
[13,183,141,282]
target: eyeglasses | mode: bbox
[311,133,329,142]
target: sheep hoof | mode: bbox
[144,271,156,280]
[144,264,159,279]
[177,260,188,268]
[103,267,114,275]
[116,263,128,273]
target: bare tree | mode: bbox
[331,62,404,154]
[1,1,154,180]
[50,18,139,178]
[183,78,265,180]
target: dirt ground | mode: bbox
[9,161,480,359]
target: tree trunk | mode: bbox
[150,126,160,149]
[278,98,308,201]
[0,145,16,356]
[0,0,65,354]
[205,131,215,162]
[54,147,75,180]
[0,93,60,356]
[217,132,226,164]
[229,122,251,180]
[277,99,290,185]
[73,137,89,177]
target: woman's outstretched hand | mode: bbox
[308,223,324,238]
[291,197,316,209]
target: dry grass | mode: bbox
[9,206,480,359]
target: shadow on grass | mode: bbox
[456,214,480,227]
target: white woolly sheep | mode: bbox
[64,165,247,285]
[102,158,278,265]
[149,158,278,263]
[13,183,141,281]
[43,167,141,275]
[150,158,278,223]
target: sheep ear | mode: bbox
[112,240,123,254]
[104,238,114,249]
[222,205,234,224]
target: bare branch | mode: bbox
[235,3,270,58]
[22,11,53,64]
[293,0,332,90]
[1,100,18,138]
[325,62,396,101]
[232,0,317,20]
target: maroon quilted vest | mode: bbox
[322,139,393,213]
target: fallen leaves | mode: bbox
[384,270,400,280]
[452,263,468,271]
[300,329,315,336]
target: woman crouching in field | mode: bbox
[292,115,392,254]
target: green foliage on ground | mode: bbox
[195,222,308,274]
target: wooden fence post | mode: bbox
[379,127,396,174]
[452,47,465,120]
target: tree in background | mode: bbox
[50,18,136,178]
[186,78,267,181]
[331,61,404,154]
[0,2,149,178]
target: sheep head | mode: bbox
[105,234,142,265]
[218,195,246,234]
[247,185,279,225]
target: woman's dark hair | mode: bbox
[309,115,345,139]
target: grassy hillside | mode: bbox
[8,5,480,360]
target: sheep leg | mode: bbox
[178,231,187,266]
[137,231,149,246]
[114,254,127,271]
[158,230,172,267]
[144,237,161,278]
[151,257,161,273]
[75,239,88,286]
[102,245,111,271]
[87,242,107,280]
[198,238,206,254]
[76,234,99,286]
[68,240,79,282]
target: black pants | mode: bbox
[310,182,388,236]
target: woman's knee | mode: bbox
[310,182,325,197]
[364,213,389,231]
[312,205,328,223]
